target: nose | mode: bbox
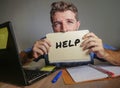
[61,23,68,32]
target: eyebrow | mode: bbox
[53,19,76,23]
[67,18,75,20]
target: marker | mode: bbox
[88,64,115,77]
[52,71,62,83]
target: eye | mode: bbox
[67,20,74,24]
[53,22,61,27]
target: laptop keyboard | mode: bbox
[24,69,49,83]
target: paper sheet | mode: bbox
[46,30,90,63]
[0,27,8,49]
[40,66,56,71]
[67,65,108,82]
[100,65,120,77]
[66,65,120,83]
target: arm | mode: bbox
[20,38,51,64]
[103,49,120,66]
[19,50,34,65]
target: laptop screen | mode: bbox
[0,21,19,59]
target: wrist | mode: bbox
[102,49,110,60]
[20,51,34,64]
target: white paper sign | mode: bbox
[46,30,90,63]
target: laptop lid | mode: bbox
[0,21,28,85]
[0,21,54,86]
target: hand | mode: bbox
[32,38,51,58]
[80,32,105,58]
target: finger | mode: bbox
[34,39,49,52]
[38,45,48,54]
[83,41,97,51]
[33,52,39,58]
[42,40,51,53]
[81,37,96,47]
[39,39,51,53]
[44,39,51,46]
[32,47,44,58]
[89,46,100,53]
[83,32,98,39]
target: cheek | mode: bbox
[69,25,78,31]
[53,28,61,32]
[70,29,77,31]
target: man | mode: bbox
[23,1,120,66]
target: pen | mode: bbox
[88,64,115,77]
[52,70,62,83]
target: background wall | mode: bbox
[0,0,120,51]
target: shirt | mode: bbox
[24,44,116,68]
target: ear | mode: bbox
[77,21,80,30]
[52,24,55,32]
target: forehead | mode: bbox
[52,10,76,21]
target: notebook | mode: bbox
[63,64,120,84]
[0,21,55,86]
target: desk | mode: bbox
[0,70,120,88]
[0,60,120,88]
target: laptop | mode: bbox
[0,21,55,86]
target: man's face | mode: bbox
[52,10,80,32]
